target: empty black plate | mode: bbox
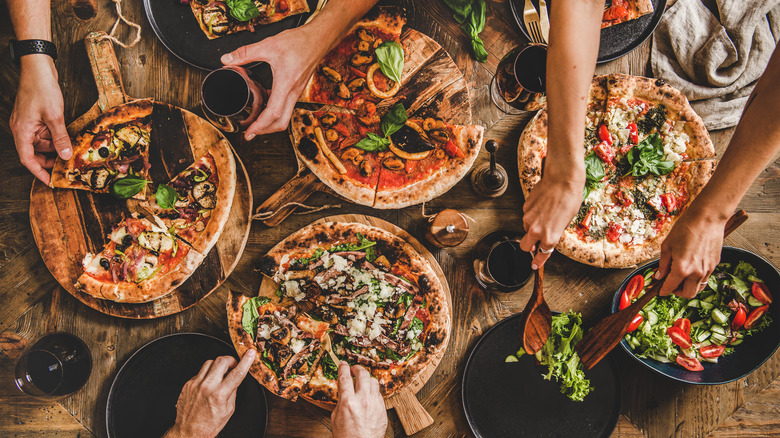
[144,0,319,70]
[613,246,780,384]
[509,0,668,63]
[106,333,267,438]
[462,313,621,438]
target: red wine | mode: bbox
[24,350,63,395]
[202,69,250,116]
[514,44,546,93]
[487,241,533,288]
[15,333,92,398]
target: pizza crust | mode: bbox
[188,143,236,254]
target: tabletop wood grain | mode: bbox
[0,0,778,437]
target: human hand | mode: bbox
[655,210,728,299]
[518,172,585,269]
[165,350,256,438]
[9,55,72,184]
[220,24,326,140]
[331,362,387,438]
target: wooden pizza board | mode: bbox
[251,214,452,435]
[28,31,252,319]
[256,26,474,226]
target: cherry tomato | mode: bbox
[606,222,623,243]
[751,282,773,305]
[731,307,747,330]
[627,122,639,144]
[676,354,704,371]
[660,193,677,213]
[444,140,464,158]
[614,189,633,206]
[580,207,595,229]
[278,0,289,12]
[404,159,417,174]
[627,314,643,332]
[593,141,615,163]
[332,123,350,137]
[619,291,631,310]
[667,326,693,349]
[673,318,691,335]
[699,344,726,358]
[624,274,645,301]
[744,305,769,330]
[598,124,612,145]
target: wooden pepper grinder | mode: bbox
[471,140,508,197]
[424,209,470,248]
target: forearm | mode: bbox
[8,0,52,40]
[685,47,780,223]
[303,0,378,59]
[545,0,603,181]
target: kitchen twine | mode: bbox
[102,0,142,48]
[252,202,342,220]
[420,202,476,223]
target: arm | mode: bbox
[331,362,387,438]
[221,0,379,140]
[8,0,72,184]
[518,0,604,268]
[657,46,780,298]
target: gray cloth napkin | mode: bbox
[651,0,780,130]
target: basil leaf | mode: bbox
[442,0,488,63]
[584,153,605,184]
[355,132,390,152]
[627,133,675,177]
[441,0,473,23]
[381,103,408,138]
[374,41,404,85]
[155,184,178,210]
[225,0,261,21]
[242,296,271,340]
[110,176,148,199]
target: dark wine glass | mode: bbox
[490,43,548,114]
[15,332,92,400]
[473,231,534,293]
[201,66,267,133]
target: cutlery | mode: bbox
[518,251,552,354]
[320,332,341,366]
[575,209,749,369]
[539,0,550,43]
[523,0,546,44]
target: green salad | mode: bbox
[506,312,593,402]
[621,261,773,371]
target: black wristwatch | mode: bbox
[9,39,58,66]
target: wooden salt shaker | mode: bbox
[424,209,469,248]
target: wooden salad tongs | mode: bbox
[518,251,552,354]
[575,209,749,370]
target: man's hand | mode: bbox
[165,350,256,438]
[9,55,72,184]
[518,173,585,269]
[331,362,387,438]
[655,210,728,299]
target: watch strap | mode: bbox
[10,39,58,66]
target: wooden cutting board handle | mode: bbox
[386,388,434,436]
[85,31,127,111]
[255,169,327,227]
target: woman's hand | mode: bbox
[331,362,387,438]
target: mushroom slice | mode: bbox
[91,167,113,190]
[286,269,315,280]
[193,181,217,210]
[321,66,342,83]
[270,326,292,345]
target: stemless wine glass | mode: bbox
[15,332,92,400]
[201,66,268,133]
[473,230,534,293]
[490,43,548,114]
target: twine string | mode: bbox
[104,0,142,48]
[253,202,341,220]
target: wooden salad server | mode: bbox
[576,209,748,370]
[518,251,552,355]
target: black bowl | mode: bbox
[611,246,780,384]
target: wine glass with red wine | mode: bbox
[15,333,92,400]
[473,231,534,293]
[490,43,548,114]
[201,66,267,133]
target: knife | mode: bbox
[539,0,550,44]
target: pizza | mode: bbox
[227,221,450,406]
[299,7,407,107]
[190,0,310,40]
[518,74,716,268]
[75,146,236,303]
[289,107,483,208]
[602,0,654,28]
[51,99,153,194]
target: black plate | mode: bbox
[462,313,621,438]
[612,246,780,384]
[509,0,667,63]
[106,333,267,438]
[144,0,319,70]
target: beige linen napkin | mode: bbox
[651,0,780,130]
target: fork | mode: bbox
[523,0,545,44]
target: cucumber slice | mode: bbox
[702,357,719,363]
[711,308,730,325]
[505,355,518,363]
[700,301,715,311]
[730,339,743,346]
[711,333,728,344]
[687,299,701,308]
[696,331,711,342]
[691,319,707,328]
[747,295,764,307]
[515,348,526,358]
[711,325,726,335]
[646,310,659,325]
[703,294,718,303]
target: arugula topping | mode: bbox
[441,0,488,62]
[225,0,261,21]
[292,249,324,266]
[374,41,404,85]
[155,184,178,209]
[110,176,148,199]
[241,296,271,340]
[321,353,338,380]
[583,152,605,200]
[329,233,377,261]
[354,103,407,153]
[262,349,280,373]
[626,133,675,177]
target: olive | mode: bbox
[130,160,144,172]
[122,234,133,246]
[99,258,111,270]
[98,147,110,158]
[113,255,123,263]
[150,250,160,257]
[114,243,126,253]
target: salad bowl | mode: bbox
[611,246,780,384]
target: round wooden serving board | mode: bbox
[28,32,252,319]
[258,26,475,226]
[252,214,451,435]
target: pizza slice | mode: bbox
[51,99,153,194]
[76,213,204,303]
[190,0,310,40]
[602,0,654,29]
[299,6,407,106]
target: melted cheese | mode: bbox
[290,338,306,354]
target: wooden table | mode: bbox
[1,0,778,437]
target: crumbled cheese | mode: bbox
[347,316,368,337]
[290,338,306,354]
[368,324,382,340]
[349,267,374,288]
[258,324,272,340]
[378,281,395,300]
[109,227,128,244]
[82,253,103,274]
[331,254,349,272]
[406,326,422,341]
[283,280,306,301]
